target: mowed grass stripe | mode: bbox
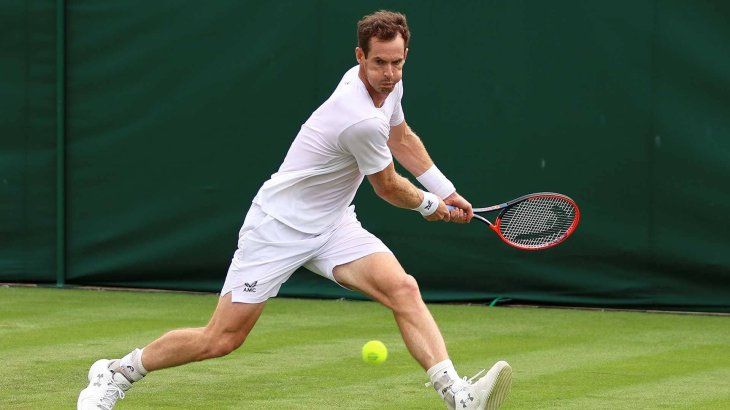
[129,356,432,409]
[513,344,729,407]
[1,287,728,409]
[546,367,730,409]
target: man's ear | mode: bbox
[355,47,365,63]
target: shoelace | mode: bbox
[424,369,486,389]
[98,381,125,410]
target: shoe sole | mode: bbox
[485,361,512,410]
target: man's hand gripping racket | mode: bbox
[449,192,580,250]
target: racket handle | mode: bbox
[447,205,457,211]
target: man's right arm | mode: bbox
[367,162,451,222]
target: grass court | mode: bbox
[1,286,728,409]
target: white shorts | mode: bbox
[220,204,392,303]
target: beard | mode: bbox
[378,82,395,93]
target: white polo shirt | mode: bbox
[253,65,405,234]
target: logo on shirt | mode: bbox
[425,200,433,210]
[243,281,258,293]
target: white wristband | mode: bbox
[417,165,456,199]
[413,191,439,217]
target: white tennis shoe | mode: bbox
[442,361,513,410]
[77,359,131,410]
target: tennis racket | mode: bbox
[449,192,580,251]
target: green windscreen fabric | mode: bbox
[64,1,323,289]
[0,0,58,282]
[2,1,728,312]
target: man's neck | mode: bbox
[358,68,388,108]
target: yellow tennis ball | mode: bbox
[362,340,388,364]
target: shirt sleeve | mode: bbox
[339,118,393,175]
[390,81,405,126]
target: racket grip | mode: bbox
[447,205,456,211]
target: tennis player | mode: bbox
[78,10,511,410]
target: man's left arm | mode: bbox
[387,121,473,222]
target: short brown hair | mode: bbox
[357,10,410,57]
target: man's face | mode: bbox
[357,34,408,95]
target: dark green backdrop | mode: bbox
[2,1,729,311]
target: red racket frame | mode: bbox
[472,193,581,251]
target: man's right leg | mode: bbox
[141,293,266,371]
[77,293,265,410]
[79,202,321,409]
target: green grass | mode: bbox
[1,286,729,409]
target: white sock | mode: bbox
[427,359,461,398]
[114,348,148,383]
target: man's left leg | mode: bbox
[333,252,512,410]
[334,252,447,369]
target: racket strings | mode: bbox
[499,197,576,248]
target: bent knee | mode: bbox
[386,274,422,306]
[401,274,421,296]
[399,274,420,295]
